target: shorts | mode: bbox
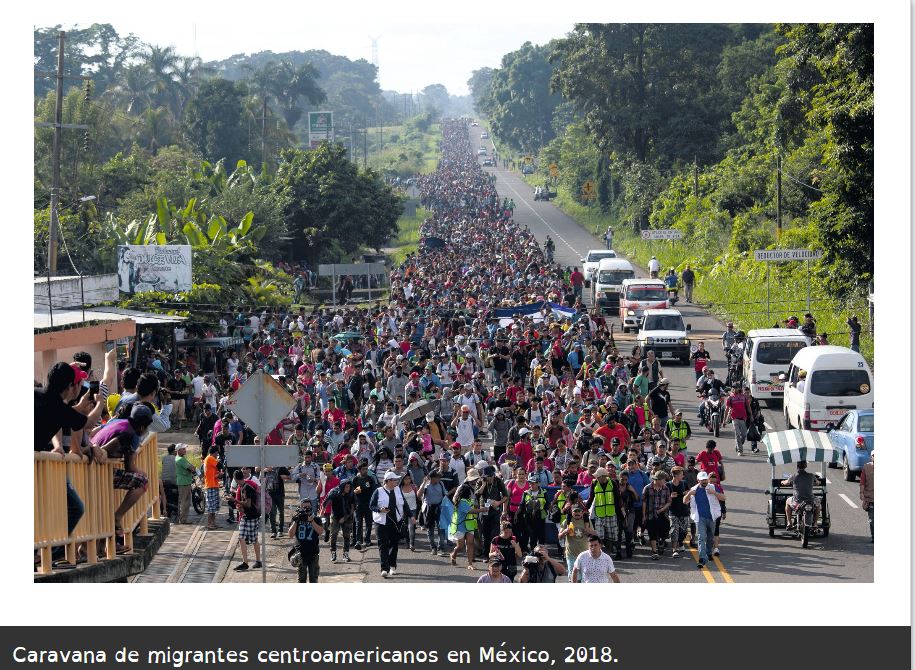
[449,530,467,542]
[669,515,690,542]
[113,469,149,491]
[646,516,670,541]
[205,487,221,513]
[593,514,618,542]
[787,496,816,511]
[238,517,259,543]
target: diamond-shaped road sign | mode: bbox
[224,370,295,437]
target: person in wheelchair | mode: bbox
[781,460,818,529]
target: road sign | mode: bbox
[549,163,559,177]
[581,180,595,195]
[224,370,295,437]
[221,371,296,584]
[641,229,683,240]
[753,249,823,262]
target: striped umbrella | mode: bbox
[763,430,842,466]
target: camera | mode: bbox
[522,553,541,566]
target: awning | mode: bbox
[763,430,842,466]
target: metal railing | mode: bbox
[34,431,161,575]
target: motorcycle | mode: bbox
[702,393,724,437]
[789,498,820,548]
[667,286,679,306]
[164,476,206,519]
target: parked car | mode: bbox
[826,409,874,481]
[521,164,535,175]
[481,131,489,139]
[581,249,618,285]
[481,158,494,167]
[477,147,487,156]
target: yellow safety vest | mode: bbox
[666,419,689,451]
[450,498,478,533]
[593,480,616,518]
[523,489,547,520]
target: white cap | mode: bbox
[384,471,402,482]
[697,471,710,481]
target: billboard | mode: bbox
[308,111,334,148]
[117,245,192,294]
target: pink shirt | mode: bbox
[506,480,529,514]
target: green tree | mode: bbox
[421,84,450,117]
[777,23,873,293]
[182,78,251,166]
[467,67,495,114]
[272,144,402,263]
[484,42,561,152]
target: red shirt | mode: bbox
[696,449,723,476]
[514,440,534,468]
[726,393,750,421]
[323,408,345,426]
[594,423,631,454]
[570,270,585,287]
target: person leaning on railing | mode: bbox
[35,348,118,541]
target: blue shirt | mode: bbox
[627,469,650,504]
[695,486,713,519]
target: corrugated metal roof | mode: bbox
[34,306,186,330]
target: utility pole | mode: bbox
[362,116,368,169]
[379,109,383,152]
[693,157,700,200]
[35,31,89,276]
[261,95,268,171]
[776,152,782,239]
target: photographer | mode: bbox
[288,500,323,583]
[519,544,567,583]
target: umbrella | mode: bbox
[762,430,842,466]
[399,399,441,424]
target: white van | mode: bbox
[743,329,811,405]
[782,346,873,431]
[618,278,669,333]
[591,258,636,313]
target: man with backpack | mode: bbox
[724,385,751,456]
[288,499,323,583]
[232,470,263,571]
[324,479,356,563]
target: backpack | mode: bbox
[244,479,273,516]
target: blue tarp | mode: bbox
[493,302,575,320]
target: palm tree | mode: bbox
[137,107,174,155]
[143,45,180,115]
[273,61,326,130]
[173,56,216,115]
[114,64,154,114]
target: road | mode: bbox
[476,129,873,583]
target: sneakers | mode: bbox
[431,547,438,556]
[364,541,373,548]
[651,553,660,560]
[331,551,337,562]
[342,553,351,563]
[388,567,396,576]
[713,548,720,556]
[353,542,362,551]
[672,550,681,558]
[409,545,416,552]
[234,562,249,571]
[252,561,262,569]
[381,570,389,578]
[270,533,277,539]
[697,560,706,569]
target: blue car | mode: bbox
[826,409,874,481]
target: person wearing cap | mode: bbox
[451,404,479,450]
[588,466,621,559]
[352,459,378,550]
[594,414,631,457]
[418,469,449,555]
[370,470,410,578]
[664,409,692,455]
[515,473,548,552]
[477,556,512,583]
[558,500,595,577]
[173,443,196,524]
[641,469,671,560]
[91,403,155,538]
[291,450,321,512]
[724,384,751,456]
[512,426,535,470]
[721,322,737,355]
[653,442,676,476]
[487,409,513,460]
[647,377,674,424]
[425,411,447,451]
[449,469,485,570]
[683,470,725,568]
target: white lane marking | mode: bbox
[764,422,773,430]
[838,493,859,509]
[497,174,585,258]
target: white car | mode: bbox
[477,147,487,156]
[637,309,692,363]
[471,121,479,127]
[481,131,489,139]
[581,249,618,284]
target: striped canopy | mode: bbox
[763,430,842,466]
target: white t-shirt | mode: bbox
[574,550,617,583]
[192,375,205,398]
[450,454,467,484]
[226,357,239,378]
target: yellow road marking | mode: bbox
[687,544,716,583]
[712,555,735,583]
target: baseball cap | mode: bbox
[383,471,401,481]
[593,467,609,478]
[69,364,89,385]
[322,463,333,471]
[130,404,153,420]
[697,471,710,481]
